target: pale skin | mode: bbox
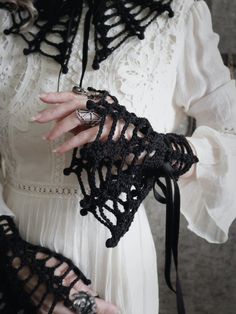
[28,90,197,313]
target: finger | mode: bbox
[43,112,80,141]
[32,99,87,123]
[53,302,75,314]
[53,126,99,154]
[35,293,74,314]
[70,125,89,135]
[39,92,88,106]
[39,91,75,104]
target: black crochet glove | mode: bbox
[63,87,199,314]
[64,87,198,247]
[0,215,91,314]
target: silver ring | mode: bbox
[72,86,104,100]
[72,86,87,96]
[75,108,101,127]
[72,291,97,314]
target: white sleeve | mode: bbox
[174,0,236,243]
[0,157,15,217]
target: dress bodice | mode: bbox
[0,0,193,192]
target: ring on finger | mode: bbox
[72,291,97,314]
[75,109,101,127]
[72,86,104,100]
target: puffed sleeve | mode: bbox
[174,0,236,243]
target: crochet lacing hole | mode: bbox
[12,257,21,269]
[18,266,31,280]
[131,190,139,200]
[35,252,47,260]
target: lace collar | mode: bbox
[1,0,174,86]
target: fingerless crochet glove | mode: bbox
[0,215,91,314]
[63,88,199,314]
[64,88,198,247]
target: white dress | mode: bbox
[0,1,236,313]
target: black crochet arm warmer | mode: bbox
[64,88,198,247]
[0,215,91,313]
[63,88,199,314]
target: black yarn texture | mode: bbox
[64,88,198,247]
[0,215,91,314]
[0,0,174,85]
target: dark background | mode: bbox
[146,1,236,313]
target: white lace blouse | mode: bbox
[0,1,236,312]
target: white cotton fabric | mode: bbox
[174,2,236,244]
[0,1,235,313]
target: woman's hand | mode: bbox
[12,252,95,314]
[30,91,132,155]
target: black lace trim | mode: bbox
[0,0,174,86]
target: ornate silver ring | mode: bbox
[75,108,101,127]
[72,86,104,100]
[72,291,97,314]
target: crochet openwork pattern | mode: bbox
[0,216,91,314]
[63,88,198,248]
[0,0,174,84]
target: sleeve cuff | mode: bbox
[179,126,236,243]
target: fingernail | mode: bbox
[30,114,41,121]
[52,148,59,153]
[42,135,47,140]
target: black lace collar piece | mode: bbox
[1,0,174,86]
